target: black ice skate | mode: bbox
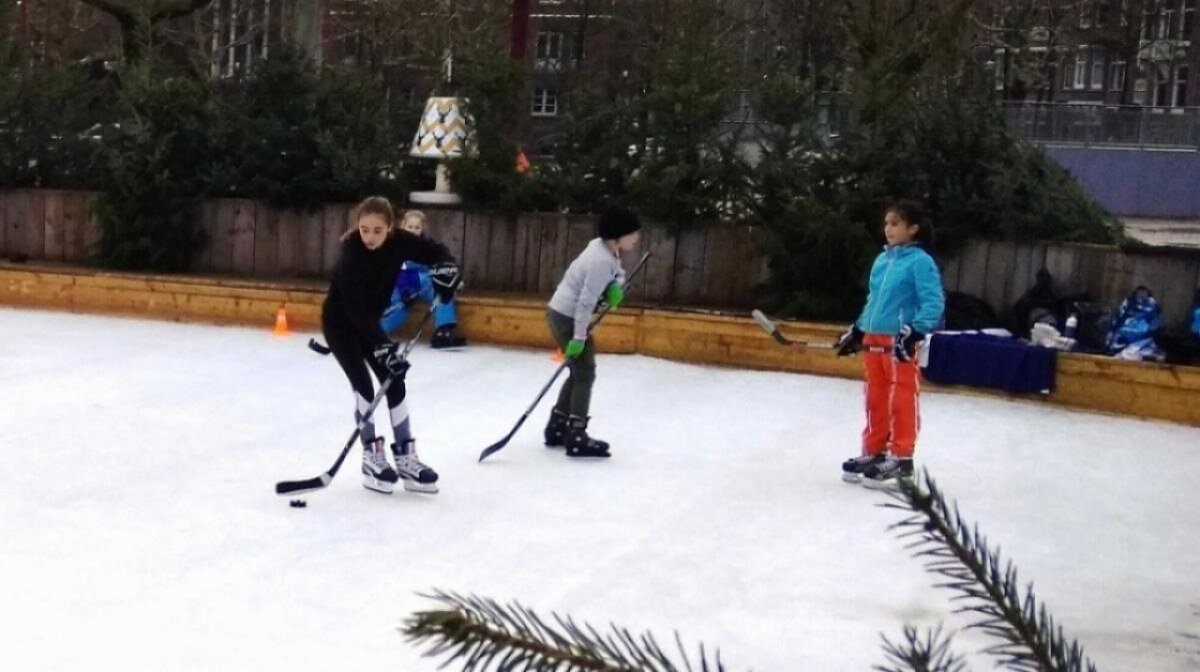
[392,439,439,494]
[565,415,610,459]
[544,408,568,448]
[862,456,914,490]
[430,325,467,350]
[842,452,888,484]
[362,437,399,494]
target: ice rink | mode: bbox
[1,307,1197,670]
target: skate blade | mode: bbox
[862,477,912,491]
[402,479,439,494]
[362,473,396,495]
[841,472,862,484]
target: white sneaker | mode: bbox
[362,438,398,494]
[392,439,439,494]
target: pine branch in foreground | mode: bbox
[883,471,1098,672]
[875,624,968,672]
[402,590,728,672]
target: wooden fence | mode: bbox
[3,188,1199,322]
[942,240,1200,327]
[0,189,764,309]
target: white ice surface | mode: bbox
[1,307,1198,671]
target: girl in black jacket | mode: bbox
[322,196,460,495]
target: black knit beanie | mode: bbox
[597,205,641,240]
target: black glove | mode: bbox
[372,342,411,378]
[429,262,461,304]
[835,324,864,357]
[893,325,925,363]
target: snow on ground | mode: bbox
[1,307,1198,671]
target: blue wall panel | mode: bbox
[1043,146,1200,218]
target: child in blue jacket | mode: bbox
[835,200,945,488]
[379,210,468,350]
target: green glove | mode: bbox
[604,282,625,310]
[564,339,586,359]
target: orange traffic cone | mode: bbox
[273,306,290,336]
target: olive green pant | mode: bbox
[546,309,596,417]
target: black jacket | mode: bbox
[322,231,454,346]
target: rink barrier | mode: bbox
[2,261,1199,427]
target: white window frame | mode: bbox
[1080,1,1093,28]
[536,31,566,71]
[1133,78,1148,104]
[1091,49,1106,89]
[1074,47,1089,89]
[1173,65,1190,107]
[1110,60,1127,91]
[531,87,559,117]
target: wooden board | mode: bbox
[461,213,492,289]
[0,191,7,255]
[640,223,678,303]
[43,191,65,261]
[230,199,257,274]
[536,214,569,294]
[321,204,349,275]
[210,199,236,273]
[672,226,706,304]
[982,240,1015,318]
[62,191,87,262]
[298,208,324,277]
[254,204,279,276]
[274,209,301,277]
[955,239,990,299]
[485,214,517,290]
[425,209,465,262]
[511,214,542,293]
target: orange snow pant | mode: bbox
[861,334,920,459]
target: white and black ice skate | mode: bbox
[862,456,914,490]
[842,452,887,484]
[362,437,399,494]
[565,415,610,459]
[392,439,439,494]
[544,408,568,448]
[430,326,467,350]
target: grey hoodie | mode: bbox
[548,238,626,340]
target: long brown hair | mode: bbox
[341,196,395,241]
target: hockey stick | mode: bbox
[478,251,652,463]
[751,309,887,353]
[275,291,449,496]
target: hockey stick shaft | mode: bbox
[751,309,887,353]
[275,290,447,496]
[478,251,652,462]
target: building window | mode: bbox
[532,87,559,117]
[1090,50,1105,89]
[1080,1,1092,28]
[1174,65,1190,106]
[1074,47,1088,89]
[1159,8,1174,38]
[1184,1,1196,36]
[993,48,1006,91]
[1063,54,1075,90]
[536,31,565,70]
[1111,60,1127,91]
[1133,78,1148,104]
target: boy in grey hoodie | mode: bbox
[544,206,642,457]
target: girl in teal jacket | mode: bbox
[836,200,945,488]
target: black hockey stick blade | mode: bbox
[308,338,332,355]
[276,473,332,496]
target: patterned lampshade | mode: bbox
[410,97,471,159]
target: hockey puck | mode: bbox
[289,499,307,508]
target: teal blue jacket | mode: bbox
[855,244,945,335]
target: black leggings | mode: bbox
[323,320,408,417]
